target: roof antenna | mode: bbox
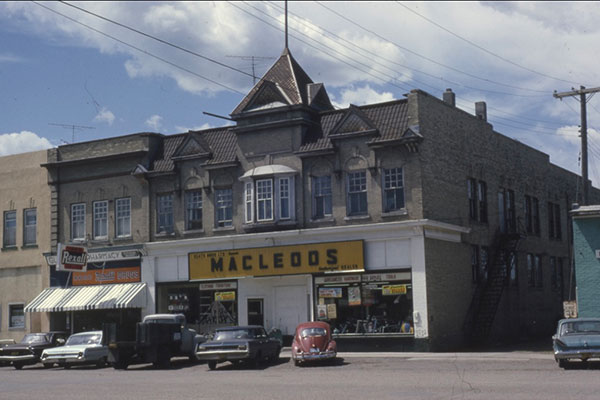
[285,0,288,49]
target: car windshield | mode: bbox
[213,329,264,340]
[560,321,600,335]
[66,334,101,346]
[301,327,327,337]
[20,334,50,344]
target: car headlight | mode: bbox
[295,347,302,353]
[196,346,206,352]
[238,344,247,350]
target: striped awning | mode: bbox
[25,282,147,312]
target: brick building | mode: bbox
[24,48,598,350]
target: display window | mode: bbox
[157,281,238,335]
[314,271,413,335]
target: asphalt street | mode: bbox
[1,348,599,400]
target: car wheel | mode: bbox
[253,352,263,369]
[272,346,281,363]
[64,364,71,369]
[558,359,570,369]
[96,357,107,368]
[13,363,23,370]
[294,359,301,367]
[208,361,217,370]
[43,363,53,369]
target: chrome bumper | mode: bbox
[294,350,336,361]
[195,349,250,361]
[42,354,87,363]
[554,349,600,360]
[0,354,36,362]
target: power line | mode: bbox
[394,1,583,87]
[32,1,244,95]
[49,123,95,143]
[58,1,254,80]
[314,1,555,95]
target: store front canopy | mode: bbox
[25,282,147,313]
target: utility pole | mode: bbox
[49,123,95,143]
[553,86,600,205]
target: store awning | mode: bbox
[24,282,147,313]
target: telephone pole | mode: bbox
[553,86,600,205]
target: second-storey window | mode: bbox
[215,188,233,228]
[3,210,16,247]
[256,179,273,221]
[157,194,174,234]
[23,208,37,246]
[116,198,131,237]
[279,177,291,220]
[71,203,86,241]
[93,200,108,240]
[347,170,367,216]
[312,175,332,219]
[383,167,404,212]
[185,191,203,231]
[548,202,562,240]
[245,182,254,223]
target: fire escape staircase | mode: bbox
[464,229,523,345]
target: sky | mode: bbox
[2,1,600,184]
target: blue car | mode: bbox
[553,318,600,369]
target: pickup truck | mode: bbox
[102,313,205,369]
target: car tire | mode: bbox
[253,352,263,369]
[113,359,129,370]
[64,364,71,369]
[294,359,301,367]
[208,360,217,370]
[558,359,570,369]
[43,363,53,369]
[13,363,23,370]
[96,357,107,368]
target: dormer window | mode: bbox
[240,165,296,225]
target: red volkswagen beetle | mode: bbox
[291,321,337,366]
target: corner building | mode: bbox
[29,47,598,351]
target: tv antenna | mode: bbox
[226,55,275,85]
[49,123,95,143]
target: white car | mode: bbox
[41,331,108,369]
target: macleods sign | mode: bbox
[189,240,364,280]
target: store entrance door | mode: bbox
[247,298,264,326]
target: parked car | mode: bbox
[0,332,68,369]
[41,331,108,369]
[196,325,281,370]
[553,318,600,369]
[0,339,16,367]
[291,321,337,366]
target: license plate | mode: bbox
[310,348,319,353]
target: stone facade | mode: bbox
[0,150,51,340]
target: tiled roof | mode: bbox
[152,134,185,172]
[201,128,237,165]
[232,48,313,115]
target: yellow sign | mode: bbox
[189,240,364,280]
[215,291,236,301]
[382,284,407,296]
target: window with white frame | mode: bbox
[93,200,108,240]
[23,208,37,246]
[3,210,16,247]
[215,188,233,228]
[347,170,367,216]
[157,194,174,234]
[383,167,405,212]
[185,191,203,231]
[9,303,25,329]
[312,175,332,219]
[245,182,254,223]
[116,198,131,237]
[71,203,86,241]
[256,179,273,221]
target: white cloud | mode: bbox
[332,85,395,109]
[93,107,115,125]
[0,131,53,156]
[145,115,163,131]
[0,53,25,63]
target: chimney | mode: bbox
[443,88,455,106]
[475,101,487,121]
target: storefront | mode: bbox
[144,220,462,349]
[25,246,149,334]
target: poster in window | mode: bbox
[382,284,407,296]
[317,304,328,320]
[215,291,236,302]
[362,287,375,306]
[327,303,337,319]
[348,286,361,306]
[319,287,342,298]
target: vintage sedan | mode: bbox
[291,321,337,366]
[553,317,600,368]
[41,331,108,369]
[0,332,67,369]
[196,326,281,370]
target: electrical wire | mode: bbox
[394,1,584,87]
[32,1,245,95]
